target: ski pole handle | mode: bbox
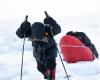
[25,15,28,21]
[44,11,49,18]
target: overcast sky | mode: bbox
[0,0,100,20]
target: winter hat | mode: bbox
[31,22,45,39]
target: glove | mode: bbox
[43,16,56,26]
[16,21,31,38]
[20,21,31,33]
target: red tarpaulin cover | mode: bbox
[60,35,95,63]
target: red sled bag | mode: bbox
[60,35,95,63]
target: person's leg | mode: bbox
[36,60,50,79]
[37,61,47,74]
[50,68,56,80]
[36,57,56,80]
[44,58,56,80]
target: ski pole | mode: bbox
[20,15,28,80]
[44,11,70,80]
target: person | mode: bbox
[66,31,99,59]
[16,15,61,80]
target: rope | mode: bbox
[58,44,85,48]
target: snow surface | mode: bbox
[0,17,100,80]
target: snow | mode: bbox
[0,17,100,80]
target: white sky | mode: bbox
[0,0,100,20]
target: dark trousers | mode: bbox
[37,58,56,74]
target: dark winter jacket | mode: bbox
[16,21,61,62]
